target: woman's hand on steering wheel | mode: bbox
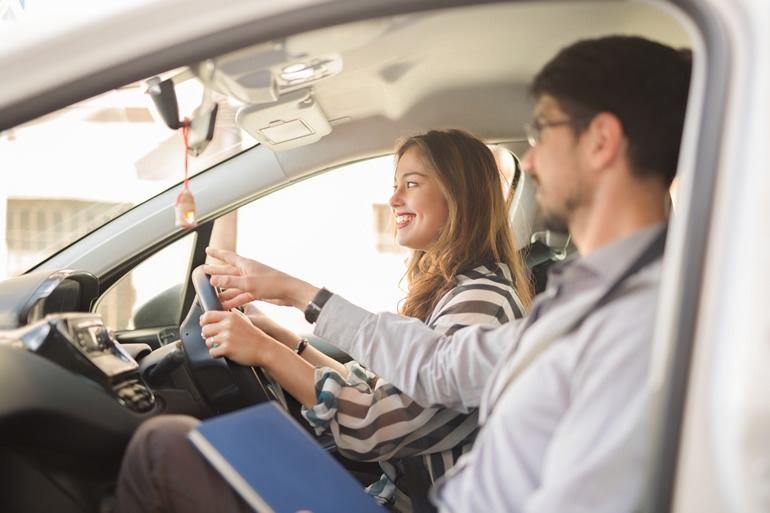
[200,308,319,408]
[200,309,280,367]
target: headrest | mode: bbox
[506,152,538,250]
[502,149,572,259]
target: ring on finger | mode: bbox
[209,336,219,348]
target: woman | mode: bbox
[115,129,532,513]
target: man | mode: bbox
[116,36,691,512]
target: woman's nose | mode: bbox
[388,188,403,208]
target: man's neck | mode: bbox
[570,178,669,255]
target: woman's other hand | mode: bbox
[204,247,319,310]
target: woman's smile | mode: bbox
[395,213,416,229]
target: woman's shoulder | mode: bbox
[456,262,513,286]
[440,263,521,309]
[447,262,524,315]
[427,263,525,330]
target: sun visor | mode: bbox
[236,88,331,151]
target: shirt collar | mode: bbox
[548,223,667,289]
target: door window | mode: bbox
[235,156,406,335]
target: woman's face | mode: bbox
[389,146,449,250]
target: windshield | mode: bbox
[0,76,252,279]
[1,2,254,280]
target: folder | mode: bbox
[188,401,387,513]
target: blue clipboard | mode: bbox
[188,401,387,513]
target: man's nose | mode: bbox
[520,148,535,174]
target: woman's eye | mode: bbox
[407,181,418,188]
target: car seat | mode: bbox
[507,151,574,294]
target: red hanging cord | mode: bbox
[175,118,196,228]
[183,118,190,188]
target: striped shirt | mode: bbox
[302,263,525,508]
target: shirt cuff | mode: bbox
[302,366,345,433]
[314,294,371,354]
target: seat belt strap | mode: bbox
[486,226,668,420]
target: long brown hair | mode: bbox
[396,129,532,321]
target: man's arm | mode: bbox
[314,294,517,411]
[431,270,660,513]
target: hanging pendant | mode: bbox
[175,117,196,229]
[175,186,197,228]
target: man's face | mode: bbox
[520,95,590,234]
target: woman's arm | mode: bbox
[200,309,318,407]
[203,247,319,310]
[202,247,520,410]
[305,364,480,461]
[304,278,523,459]
[316,295,518,411]
[242,304,347,376]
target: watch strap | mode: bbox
[304,287,333,324]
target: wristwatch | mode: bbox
[304,287,333,324]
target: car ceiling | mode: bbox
[201,0,694,179]
[0,0,694,180]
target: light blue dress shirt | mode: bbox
[314,224,665,513]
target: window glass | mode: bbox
[235,156,407,335]
[96,235,196,330]
[0,74,249,280]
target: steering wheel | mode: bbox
[179,264,277,414]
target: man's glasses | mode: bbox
[524,117,591,147]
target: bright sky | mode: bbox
[0,0,214,202]
[0,0,158,32]
[3,0,144,17]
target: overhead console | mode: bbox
[144,17,394,153]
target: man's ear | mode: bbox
[585,112,625,170]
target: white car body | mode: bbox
[0,1,769,512]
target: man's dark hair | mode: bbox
[530,36,692,186]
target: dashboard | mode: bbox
[0,268,99,329]
[0,269,156,456]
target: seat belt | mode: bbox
[487,226,668,417]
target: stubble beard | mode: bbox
[542,208,569,234]
[537,180,584,236]
[538,191,576,236]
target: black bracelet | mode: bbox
[295,338,309,355]
[304,287,333,324]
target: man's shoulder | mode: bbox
[577,259,663,358]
